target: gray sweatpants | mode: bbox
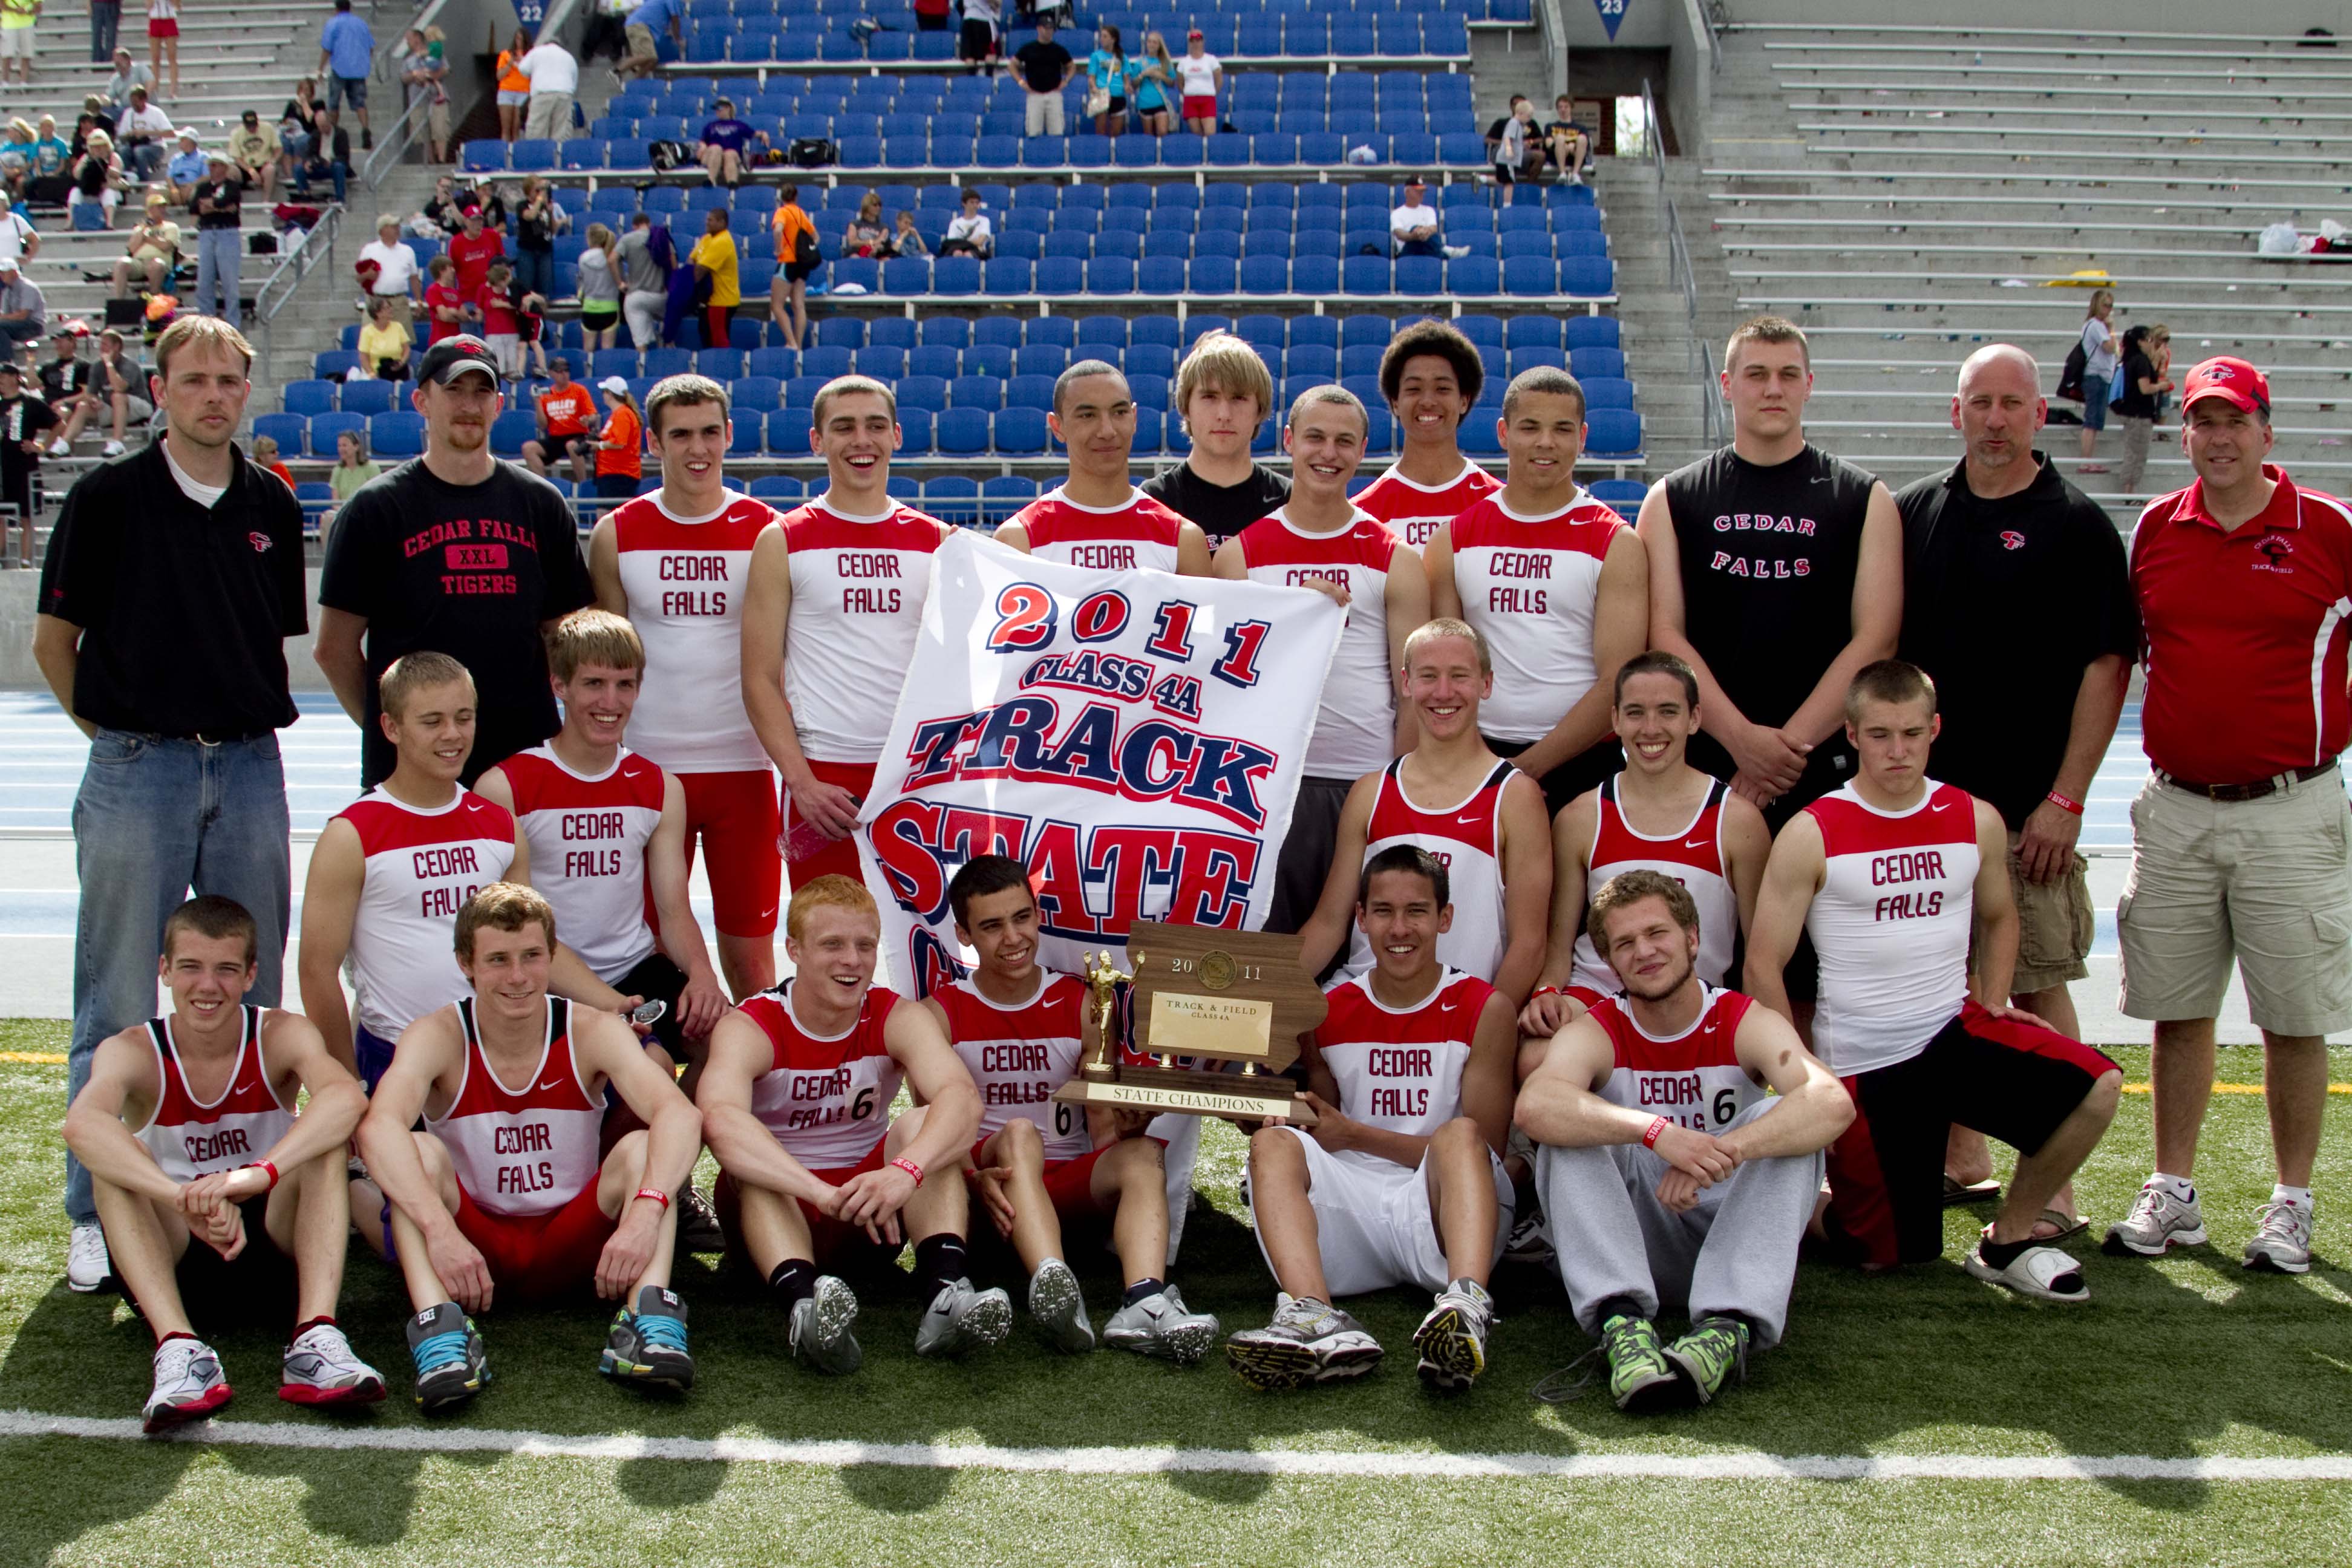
[1537,1097,1820,1351]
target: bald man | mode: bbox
[1893,345,2136,1228]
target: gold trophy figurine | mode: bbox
[1079,949,1132,1081]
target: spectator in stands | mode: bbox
[1,122,32,206]
[1175,29,1221,136]
[494,28,531,143]
[0,361,53,549]
[1143,330,1288,553]
[477,259,523,376]
[116,86,174,184]
[103,47,149,108]
[768,189,817,351]
[318,0,376,152]
[619,0,684,83]
[163,126,204,200]
[524,356,598,483]
[31,116,72,200]
[1390,177,1442,258]
[249,433,295,489]
[699,99,766,189]
[228,110,280,202]
[189,151,241,319]
[884,209,928,260]
[841,192,888,260]
[1493,96,1544,185]
[448,204,505,298]
[1545,94,1590,185]
[40,332,97,457]
[2112,324,2172,495]
[593,376,642,501]
[913,0,949,32]
[280,79,323,177]
[109,191,178,296]
[1086,25,1131,139]
[357,214,420,312]
[1132,33,1175,136]
[513,177,565,304]
[1014,18,1077,138]
[939,188,992,258]
[518,33,578,145]
[0,0,34,89]
[690,206,739,352]
[458,178,507,231]
[577,221,620,349]
[68,131,124,230]
[326,427,378,521]
[402,28,452,165]
[62,328,144,456]
[421,254,466,343]
[958,0,1001,70]
[619,211,667,350]
[292,120,351,206]
[358,295,411,379]
[0,178,31,264]
[146,0,179,99]
[91,0,122,64]
[2148,324,2174,420]
[2075,288,2117,474]
[419,173,461,232]
[582,0,628,65]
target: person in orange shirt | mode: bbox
[593,375,642,504]
[769,184,818,353]
[495,29,532,142]
[523,355,599,485]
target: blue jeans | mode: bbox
[90,0,120,60]
[515,245,553,301]
[196,226,241,318]
[300,157,349,205]
[65,730,292,1225]
[126,142,167,183]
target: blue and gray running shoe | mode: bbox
[405,1302,489,1412]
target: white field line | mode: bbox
[1,1411,2344,1482]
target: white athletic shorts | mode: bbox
[1256,1126,1512,1298]
[0,27,33,59]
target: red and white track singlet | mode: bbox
[610,490,778,775]
[1314,967,1492,1168]
[337,789,517,1042]
[1587,985,1760,1135]
[1233,507,1402,780]
[497,745,665,984]
[935,971,1092,1161]
[1342,759,1517,983]
[1571,774,1738,996]
[1445,489,1624,743]
[1803,780,1981,1076]
[134,1005,295,1182]
[781,498,945,765]
[735,979,906,1169]
[1007,486,1188,573]
[425,998,604,1218]
[1354,459,1502,550]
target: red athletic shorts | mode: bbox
[967,1132,1116,1221]
[677,768,783,936]
[783,758,875,889]
[1822,1000,2119,1272]
[714,1140,894,1269]
[452,1179,617,1301]
[1182,94,1216,121]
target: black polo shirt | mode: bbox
[1895,452,2138,828]
[319,457,592,788]
[38,437,307,736]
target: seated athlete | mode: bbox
[1517,871,1852,1412]
[1745,661,2123,1301]
[354,883,704,1409]
[1225,846,1517,1392]
[922,855,1221,1363]
[62,897,384,1432]
[698,875,1012,1373]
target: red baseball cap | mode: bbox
[1187,27,1204,38]
[2181,356,2270,416]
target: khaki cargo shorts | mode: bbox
[2007,832,2095,995]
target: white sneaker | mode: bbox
[101,440,126,457]
[45,438,70,457]
[144,1337,232,1433]
[1442,244,1470,260]
[2102,1180,2208,1257]
[281,1323,387,1406]
[67,1223,110,1292]
[2243,1198,2313,1275]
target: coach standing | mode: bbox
[31,315,307,1293]
[316,334,592,789]
[2108,357,2352,1276]
[1895,344,2135,1221]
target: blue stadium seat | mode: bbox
[1587,479,1648,507]
[461,139,507,173]
[932,256,981,295]
[883,256,932,295]
[1087,256,1135,295]
[561,139,609,171]
[695,348,745,381]
[1580,377,1636,412]
[1564,316,1622,351]
[1238,256,1287,296]
[897,374,950,413]
[983,257,1034,296]
[734,376,785,413]
[854,345,906,380]
[971,322,1021,357]
[282,381,336,417]
[1509,347,1566,376]
[1342,255,1392,296]
[1022,136,1068,168]
[1190,254,1237,293]
[1292,255,1339,296]
[936,408,991,456]
[804,344,856,377]
[1448,256,1501,296]
[511,139,557,172]
[1036,256,1083,295]
[370,413,428,460]
[1504,316,1561,351]
[1288,344,1339,379]
[1460,416,1503,458]
[338,381,396,417]
[1394,255,1442,296]
[1560,258,1615,297]
[924,475,981,526]
[749,347,800,379]
[306,411,364,458]
[896,408,933,456]
[1007,374,1056,411]
[950,375,1004,412]
[1584,409,1642,457]
[1128,373,1169,410]
[1570,347,1627,379]
[765,407,814,454]
[746,473,804,502]
[994,407,1048,456]
[252,413,308,457]
[981,475,1037,524]
[644,348,692,379]
[784,375,828,408]
[1207,134,1252,168]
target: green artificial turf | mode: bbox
[1,1019,2345,1567]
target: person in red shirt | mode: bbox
[475,260,522,378]
[421,255,469,345]
[2108,356,2352,1278]
[445,205,505,299]
[523,356,599,484]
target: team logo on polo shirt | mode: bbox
[2255,534,2295,574]
[2000,531,2025,552]
[249,532,274,554]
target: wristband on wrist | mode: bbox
[2045,789,2084,817]
[890,1156,925,1187]
[1641,1116,1668,1149]
[249,1159,279,1191]
[632,1187,670,1210]
[1528,985,1563,1001]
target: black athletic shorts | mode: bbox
[1821,1002,2118,1272]
[117,1194,295,1330]
[1265,773,1353,943]
[614,949,690,1057]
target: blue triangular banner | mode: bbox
[1593,0,1629,41]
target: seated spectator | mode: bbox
[280,79,324,175]
[116,87,174,185]
[39,331,97,456]
[841,191,889,260]
[959,0,1001,68]
[1390,177,1442,258]
[58,328,147,457]
[699,98,765,188]
[1492,96,1544,185]
[0,258,48,352]
[940,189,993,258]
[292,122,352,207]
[884,210,929,260]
[103,48,152,110]
[110,191,180,296]
[523,355,598,483]
[0,185,36,266]
[1132,33,1175,137]
[28,116,72,203]
[165,128,206,200]
[458,177,507,232]
[356,213,420,310]
[358,295,413,379]
[1,119,34,204]
[69,131,125,229]
[1175,29,1221,136]
[249,434,296,489]
[327,428,380,521]
[1545,94,1591,185]
[229,109,281,202]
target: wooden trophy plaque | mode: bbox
[1053,921,1330,1125]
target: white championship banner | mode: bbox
[857,529,1344,997]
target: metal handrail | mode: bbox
[253,204,345,367]
[1644,80,1724,445]
[1537,0,1570,100]
[362,0,456,188]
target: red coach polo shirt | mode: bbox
[2131,464,2352,785]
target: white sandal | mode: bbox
[1964,1238,2089,1303]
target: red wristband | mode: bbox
[2045,789,2084,817]
[1641,1116,1668,1149]
[1529,985,1563,1001]
[633,1187,670,1210]
[890,1156,925,1187]
[249,1160,279,1191]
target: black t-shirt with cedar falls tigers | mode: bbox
[319,457,592,788]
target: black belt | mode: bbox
[2154,760,2337,803]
